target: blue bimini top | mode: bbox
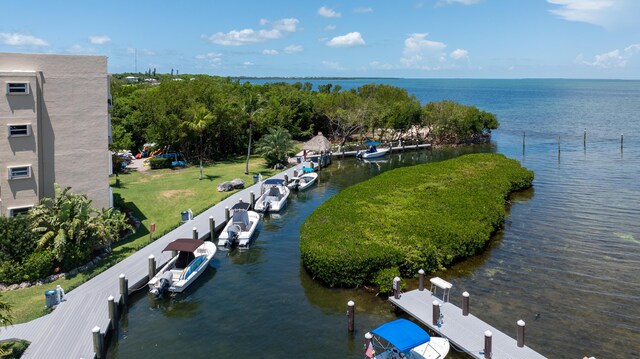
[371,319,431,352]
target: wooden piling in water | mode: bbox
[393,277,401,299]
[107,296,116,331]
[418,269,425,291]
[250,191,255,209]
[118,274,127,308]
[462,291,469,316]
[517,320,526,347]
[92,326,103,359]
[148,255,155,280]
[225,206,230,222]
[192,227,198,240]
[284,174,289,184]
[583,129,586,148]
[522,131,525,151]
[209,216,215,241]
[484,330,492,359]
[347,300,355,332]
[621,133,624,149]
[432,300,440,326]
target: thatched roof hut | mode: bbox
[303,132,331,153]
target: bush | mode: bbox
[300,153,533,288]
[373,267,404,295]
[20,251,55,282]
[0,340,30,359]
[149,157,172,169]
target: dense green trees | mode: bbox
[109,76,499,163]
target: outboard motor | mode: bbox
[150,271,173,297]
[227,224,241,244]
[263,200,271,213]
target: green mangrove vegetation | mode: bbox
[300,153,533,290]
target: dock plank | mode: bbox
[389,289,546,359]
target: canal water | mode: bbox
[109,79,640,359]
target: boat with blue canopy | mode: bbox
[366,319,449,359]
[357,141,390,159]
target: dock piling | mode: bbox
[583,128,586,148]
[484,330,493,359]
[365,332,372,351]
[522,131,525,151]
[284,174,289,184]
[209,216,215,241]
[462,291,469,316]
[148,255,156,280]
[293,170,298,178]
[432,300,440,326]
[393,277,401,299]
[517,320,526,347]
[225,206,230,222]
[118,273,128,308]
[621,133,624,150]
[418,269,425,291]
[347,300,355,332]
[250,191,255,209]
[92,326,104,359]
[107,296,116,331]
[192,227,198,240]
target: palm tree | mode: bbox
[254,127,294,167]
[243,93,265,175]
[183,104,214,180]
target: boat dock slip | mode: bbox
[389,289,547,359]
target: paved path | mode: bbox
[0,167,298,359]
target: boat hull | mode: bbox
[254,184,290,213]
[148,241,217,294]
[217,210,260,248]
[287,172,318,191]
[360,148,390,159]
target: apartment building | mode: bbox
[0,53,112,216]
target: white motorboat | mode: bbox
[366,319,450,359]
[217,202,260,249]
[287,172,318,191]
[148,239,216,296]
[357,142,390,159]
[253,178,290,213]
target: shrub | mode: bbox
[373,267,403,295]
[300,153,533,289]
[149,157,172,169]
[20,251,55,282]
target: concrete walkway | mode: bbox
[0,167,298,359]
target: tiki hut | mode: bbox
[303,132,331,153]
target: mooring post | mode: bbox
[250,191,255,209]
[148,255,156,281]
[347,300,355,332]
[484,330,493,359]
[402,139,405,152]
[393,277,401,299]
[462,291,469,316]
[225,206,230,222]
[107,295,117,331]
[517,320,526,347]
[284,174,289,184]
[92,326,104,359]
[583,128,586,148]
[621,133,624,150]
[310,162,315,170]
[418,269,425,291]
[522,131,526,150]
[432,300,440,326]
[119,273,128,308]
[293,170,298,178]
[209,216,215,241]
[192,227,198,240]
[365,332,373,352]
[558,136,561,154]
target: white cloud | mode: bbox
[318,6,341,18]
[450,48,469,60]
[322,60,345,70]
[547,0,640,28]
[284,45,304,54]
[354,7,373,13]
[204,18,299,46]
[88,35,111,45]
[325,25,337,31]
[404,33,446,54]
[196,52,223,63]
[442,0,481,4]
[400,33,450,69]
[326,32,365,48]
[577,43,640,68]
[0,32,48,47]
[369,61,396,70]
[262,49,279,55]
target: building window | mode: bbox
[6,82,30,95]
[8,206,33,217]
[8,124,31,137]
[7,165,32,180]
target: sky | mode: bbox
[1,0,639,79]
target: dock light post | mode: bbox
[192,227,198,240]
[517,320,526,347]
[107,296,117,331]
[393,277,401,299]
[432,300,440,326]
[418,269,425,291]
[347,300,355,332]
[225,206,230,222]
[484,330,492,359]
[462,291,470,316]
[119,273,128,308]
[209,216,215,241]
[148,255,156,280]
[92,326,104,359]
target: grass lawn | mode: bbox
[2,156,276,324]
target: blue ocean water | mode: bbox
[112,79,640,359]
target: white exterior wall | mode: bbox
[0,53,111,214]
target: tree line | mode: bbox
[110,75,499,164]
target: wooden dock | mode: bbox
[0,168,299,359]
[389,289,547,359]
